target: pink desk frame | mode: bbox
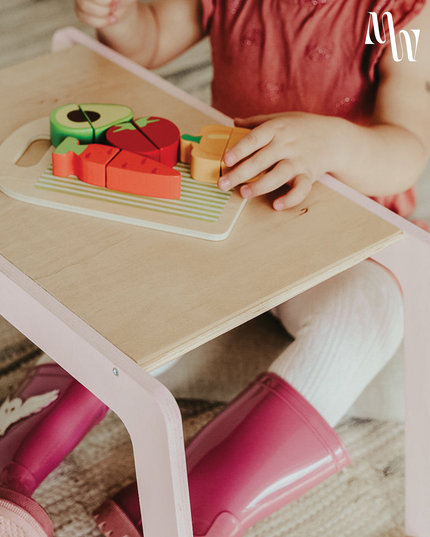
[0,27,429,537]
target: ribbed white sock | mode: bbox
[269,260,404,427]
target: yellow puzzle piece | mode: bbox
[180,125,253,184]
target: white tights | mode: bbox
[270,260,404,427]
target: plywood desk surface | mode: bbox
[0,44,402,371]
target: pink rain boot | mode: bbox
[0,362,109,537]
[93,482,142,537]
[94,372,350,537]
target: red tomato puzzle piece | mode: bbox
[134,117,180,168]
[106,117,180,168]
[106,123,160,162]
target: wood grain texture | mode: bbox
[0,45,403,371]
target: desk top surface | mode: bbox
[0,43,402,370]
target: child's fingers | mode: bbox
[75,0,117,26]
[237,160,296,199]
[272,174,313,211]
[76,12,115,27]
[81,0,114,7]
[223,124,274,167]
[219,145,282,191]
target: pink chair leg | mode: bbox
[319,171,430,537]
[0,256,192,537]
[373,234,430,537]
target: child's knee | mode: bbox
[271,260,403,352]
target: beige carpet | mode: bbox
[0,316,405,537]
[36,405,405,537]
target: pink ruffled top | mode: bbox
[201,0,425,219]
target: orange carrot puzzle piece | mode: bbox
[53,137,181,199]
[106,150,181,199]
[52,137,119,187]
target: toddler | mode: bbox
[0,1,429,536]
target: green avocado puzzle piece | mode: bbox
[50,103,134,147]
[80,103,134,143]
[50,104,94,147]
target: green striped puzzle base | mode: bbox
[36,162,232,223]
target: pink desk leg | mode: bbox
[373,235,430,537]
[320,174,430,537]
[0,256,193,537]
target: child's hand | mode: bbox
[75,0,137,28]
[74,0,205,70]
[219,113,341,211]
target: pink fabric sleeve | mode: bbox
[371,186,416,219]
[368,0,426,81]
[200,0,215,33]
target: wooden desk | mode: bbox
[0,28,428,537]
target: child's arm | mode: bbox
[74,0,205,68]
[220,3,430,211]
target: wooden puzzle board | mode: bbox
[0,117,246,241]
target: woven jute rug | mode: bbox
[0,317,405,537]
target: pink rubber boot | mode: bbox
[0,363,109,537]
[94,372,350,537]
